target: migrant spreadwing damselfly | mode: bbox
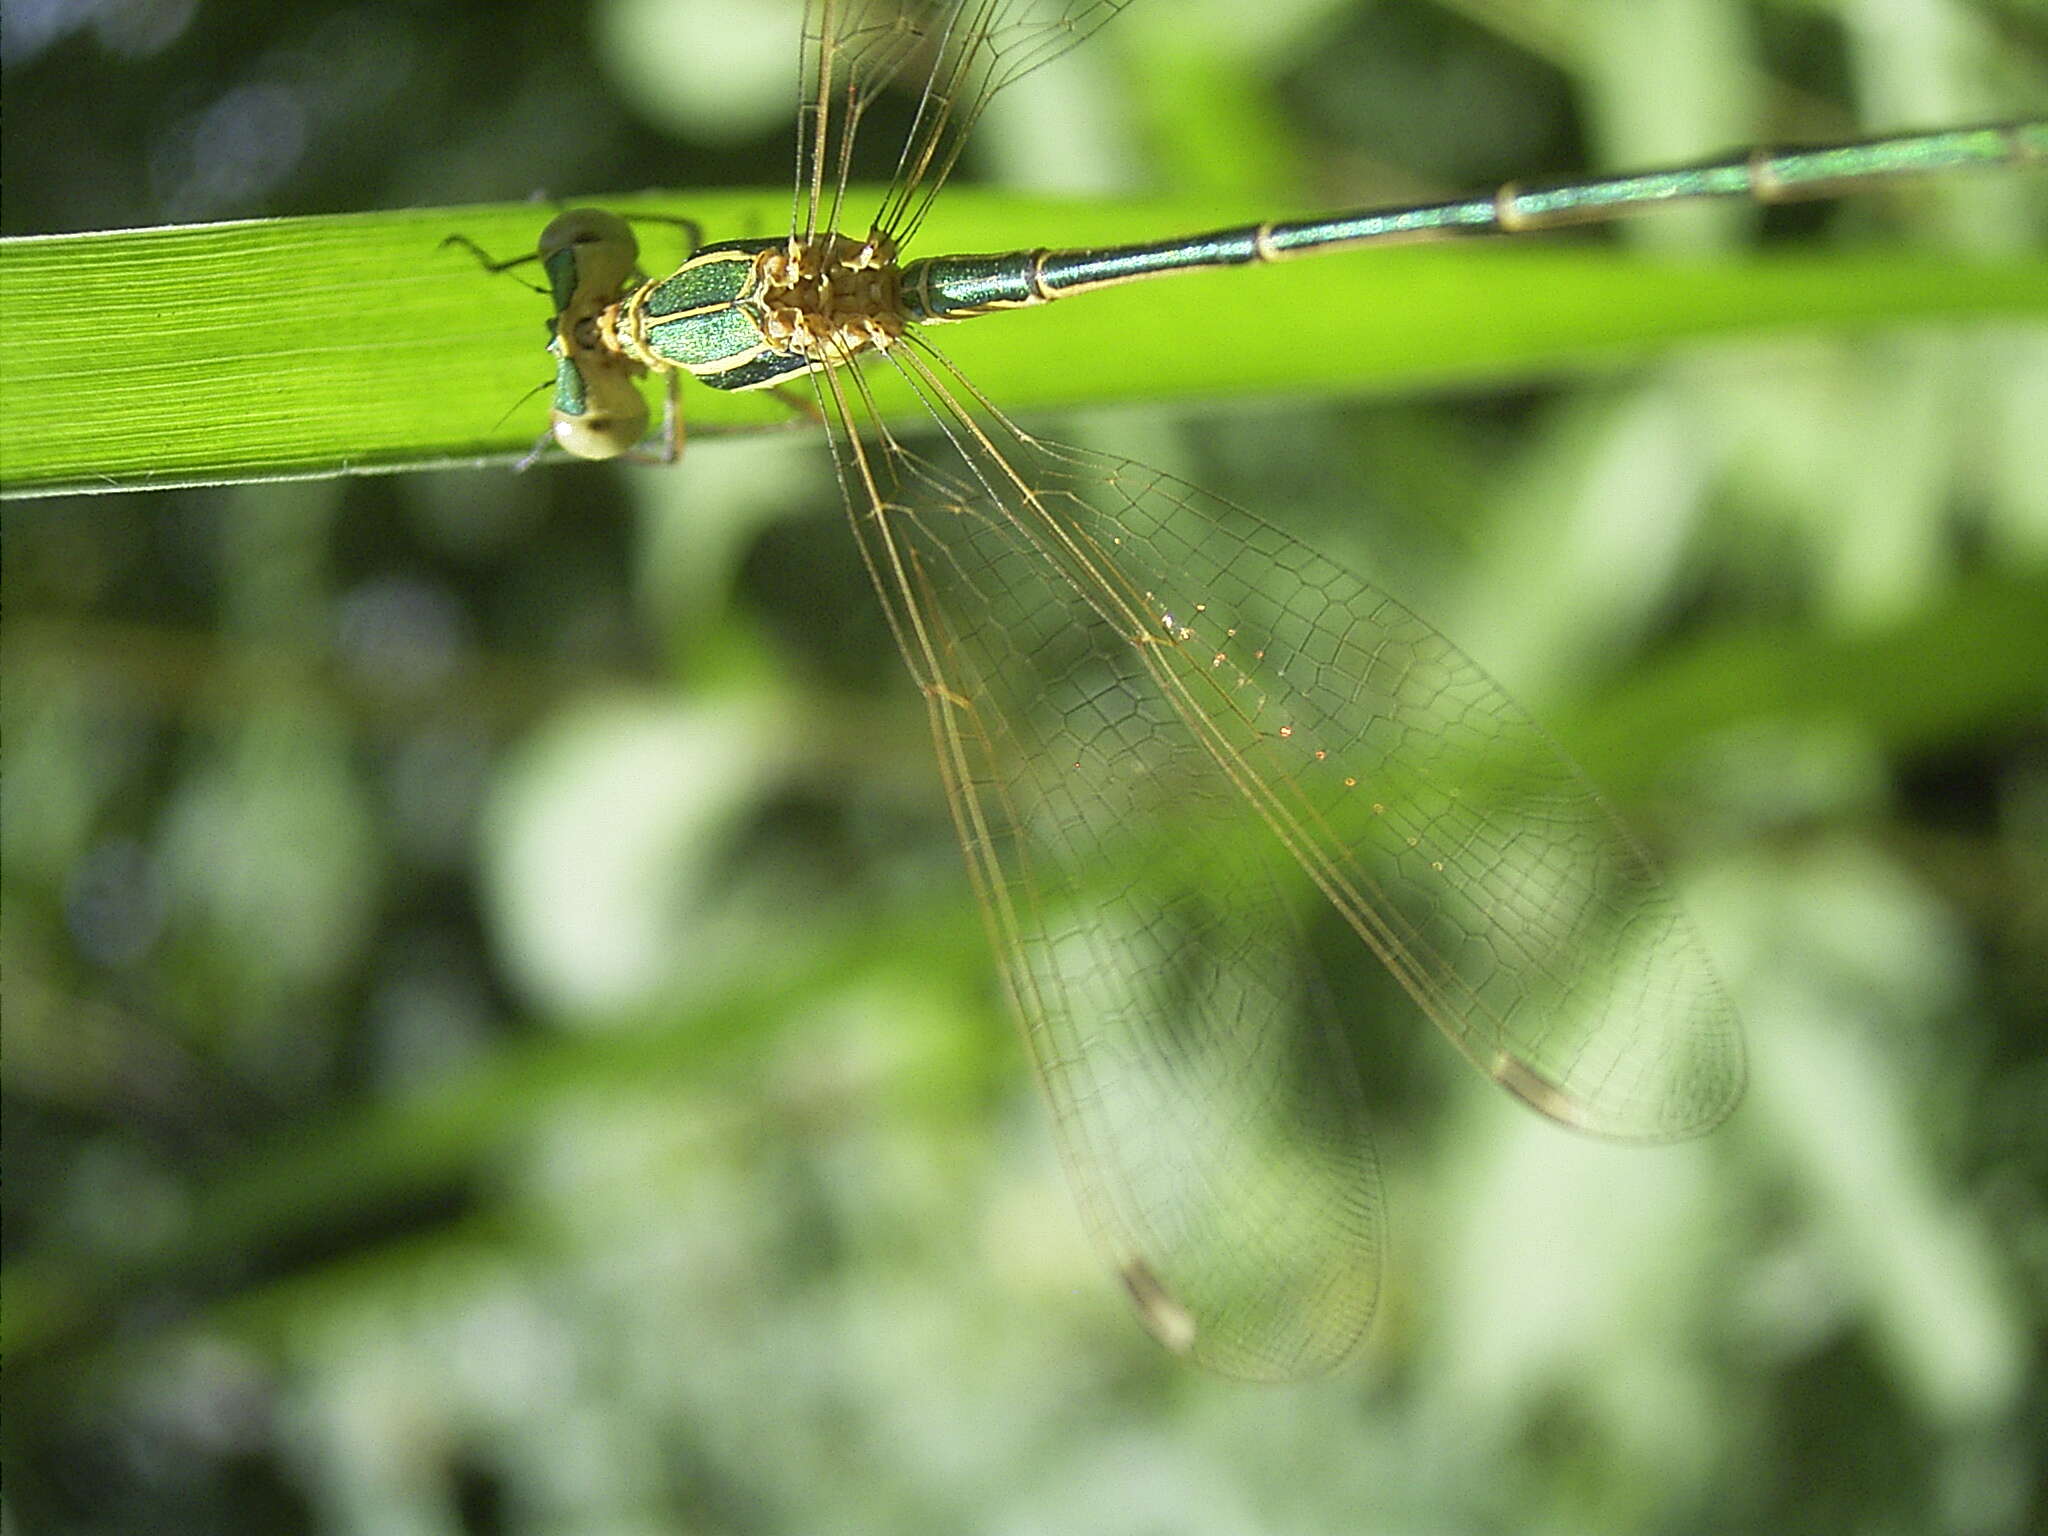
[451,0,2046,1379]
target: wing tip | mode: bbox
[1120,1257,1198,1356]
[1488,1023,1748,1143]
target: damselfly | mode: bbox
[456,0,2044,1379]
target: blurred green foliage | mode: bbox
[4,1,2046,1533]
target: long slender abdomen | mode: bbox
[899,121,2044,323]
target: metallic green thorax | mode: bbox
[624,238,821,392]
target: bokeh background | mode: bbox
[4,0,2046,1531]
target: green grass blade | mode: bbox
[3,188,2044,497]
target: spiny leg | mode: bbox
[627,373,687,466]
[623,375,819,467]
[440,232,545,282]
[513,430,554,473]
[627,213,707,257]
[770,382,824,426]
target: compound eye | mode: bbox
[537,208,637,263]
[536,209,641,304]
[551,409,646,460]
[548,355,649,460]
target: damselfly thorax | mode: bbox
[600,228,913,392]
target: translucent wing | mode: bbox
[785,0,1742,1376]
[795,0,1137,246]
[815,376,1384,1379]
[806,334,1743,1375]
